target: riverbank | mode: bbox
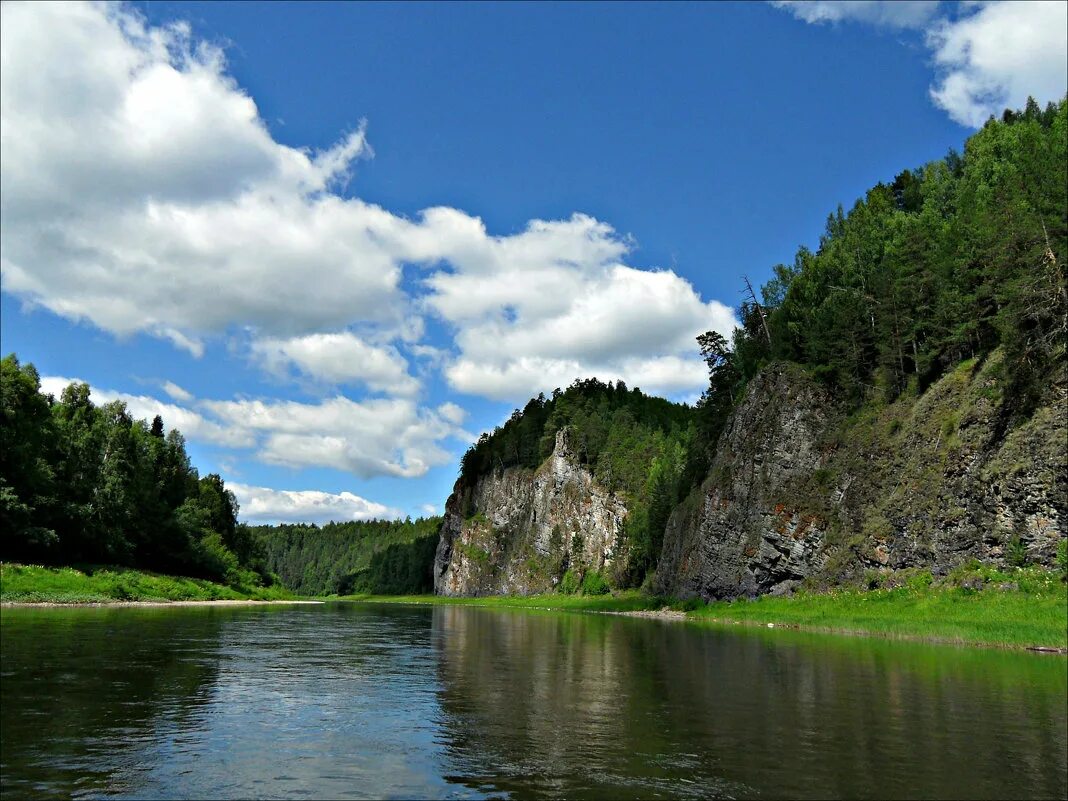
[0,564,296,604]
[340,565,1068,651]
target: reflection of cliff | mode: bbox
[431,607,1068,800]
[1,609,225,800]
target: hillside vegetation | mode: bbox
[1,357,274,593]
[248,518,442,596]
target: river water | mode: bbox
[1,603,1065,799]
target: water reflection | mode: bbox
[431,607,1068,800]
[1,604,1065,800]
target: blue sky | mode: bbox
[2,1,1065,523]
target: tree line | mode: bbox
[248,518,442,596]
[1,355,271,590]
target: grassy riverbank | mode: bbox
[341,564,1068,650]
[0,564,296,604]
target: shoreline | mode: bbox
[339,590,1068,653]
[545,607,1068,654]
[1,599,323,608]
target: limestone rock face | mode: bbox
[656,355,1066,600]
[656,363,834,599]
[434,429,628,596]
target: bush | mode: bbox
[559,569,579,595]
[193,532,241,584]
[1006,536,1028,568]
[580,570,610,596]
[1057,538,1067,582]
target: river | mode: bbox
[1,603,1065,799]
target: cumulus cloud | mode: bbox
[1,1,739,404]
[162,381,194,403]
[229,482,401,524]
[0,1,407,354]
[202,396,468,478]
[771,1,1067,128]
[39,375,253,447]
[38,376,469,479]
[927,1,1068,127]
[251,332,419,396]
[424,216,737,401]
[770,1,940,29]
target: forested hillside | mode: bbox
[708,97,1065,432]
[458,378,695,582]
[249,518,442,596]
[442,98,1067,598]
[0,355,271,591]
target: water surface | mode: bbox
[1,603,1065,799]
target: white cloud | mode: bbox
[229,482,401,524]
[201,395,466,478]
[927,1,1068,127]
[424,219,737,401]
[38,376,468,479]
[1,2,739,405]
[770,1,941,29]
[418,503,440,517]
[772,1,1067,128]
[39,375,253,447]
[162,380,194,403]
[0,1,406,353]
[251,332,419,396]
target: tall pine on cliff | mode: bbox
[0,355,272,590]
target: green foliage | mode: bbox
[1006,536,1029,568]
[1057,539,1068,581]
[249,517,442,596]
[579,569,610,595]
[0,563,294,603]
[559,569,580,595]
[0,355,270,591]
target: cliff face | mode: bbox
[656,353,1067,599]
[434,429,628,596]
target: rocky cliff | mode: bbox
[656,352,1067,599]
[434,429,628,596]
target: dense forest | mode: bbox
[719,97,1066,415]
[0,356,272,591]
[248,518,441,596]
[457,98,1067,589]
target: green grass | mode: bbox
[336,589,665,613]
[339,566,1068,650]
[691,586,1066,649]
[0,563,297,604]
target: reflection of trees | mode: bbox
[432,608,1068,800]
[1,608,225,800]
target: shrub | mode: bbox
[1006,536,1028,568]
[1057,538,1067,582]
[559,569,580,595]
[580,570,610,596]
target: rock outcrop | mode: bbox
[656,353,1067,599]
[434,429,628,596]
